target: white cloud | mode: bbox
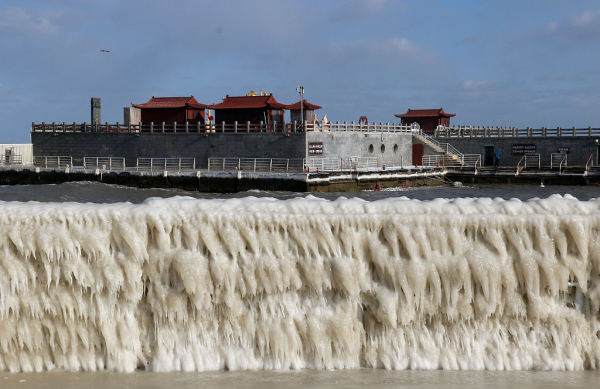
[332,0,401,23]
[461,80,492,90]
[538,9,600,44]
[0,7,65,36]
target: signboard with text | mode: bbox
[308,142,323,155]
[512,143,536,155]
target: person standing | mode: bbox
[494,148,501,168]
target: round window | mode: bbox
[380,144,386,154]
[368,144,374,154]
[393,144,399,153]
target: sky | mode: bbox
[1,0,599,143]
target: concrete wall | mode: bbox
[31,131,413,169]
[307,132,412,167]
[434,136,599,166]
[0,144,33,165]
[31,132,306,169]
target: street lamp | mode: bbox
[296,86,304,131]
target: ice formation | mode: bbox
[0,194,599,372]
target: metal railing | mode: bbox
[551,153,567,169]
[435,125,600,138]
[586,154,594,171]
[0,155,23,166]
[550,153,568,175]
[422,154,480,167]
[84,157,126,170]
[33,156,72,169]
[515,153,540,175]
[207,157,381,173]
[207,158,303,173]
[136,158,195,172]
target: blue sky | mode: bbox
[1,0,599,143]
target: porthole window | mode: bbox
[380,144,386,154]
[393,144,399,153]
[368,144,374,154]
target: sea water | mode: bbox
[0,183,599,387]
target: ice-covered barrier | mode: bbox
[0,194,599,372]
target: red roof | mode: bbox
[132,96,208,109]
[207,94,286,110]
[284,101,322,110]
[395,108,455,118]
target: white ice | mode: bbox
[0,194,599,372]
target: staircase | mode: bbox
[411,124,466,166]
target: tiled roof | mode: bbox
[284,101,322,110]
[132,96,208,109]
[395,108,455,118]
[207,95,286,110]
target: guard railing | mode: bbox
[208,158,304,172]
[84,157,126,170]
[34,156,72,169]
[136,158,195,172]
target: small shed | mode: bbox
[132,96,208,125]
[284,101,322,124]
[395,108,455,135]
[207,94,286,125]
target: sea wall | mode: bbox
[307,132,412,167]
[436,136,599,166]
[31,132,306,169]
[30,131,414,170]
[0,196,599,372]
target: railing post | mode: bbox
[247,121,250,133]
[260,121,264,132]
[234,121,238,133]
[150,122,154,133]
[589,126,593,137]
[161,122,165,133]
[274,121,277,133]
[293,120,297,133]
[573,127,577,136]
[557,127,562,137]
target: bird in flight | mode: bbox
[100,49,109,52]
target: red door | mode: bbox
[412,144,424,166]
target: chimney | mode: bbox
[91,97,101,126]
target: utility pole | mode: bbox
[296,86,304,132]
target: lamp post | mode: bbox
[296,86,304,132]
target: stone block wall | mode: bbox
[433,136,599,166]
[31,132,306,169]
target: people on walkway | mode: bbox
[494,148,501,168]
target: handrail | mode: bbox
[516,154,526,176]
[585,153,594,171]
[560,154,567,175]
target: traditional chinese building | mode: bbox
[131,96,208,125]
[284,101,322,124]
[395,108,455,135]
[207,94,286,125]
